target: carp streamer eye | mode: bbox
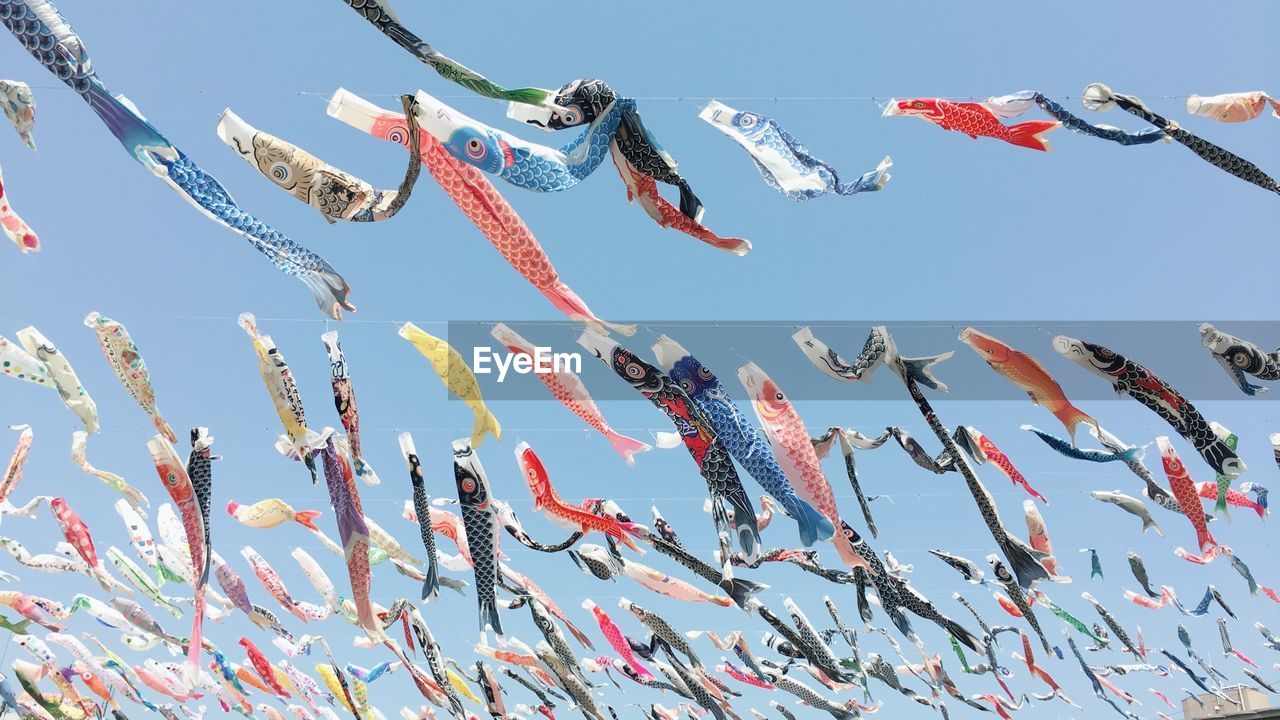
[465,138,487,161]
[773,391,786,403]
[1231,352,1250,367]
[697,366,714,380]
[736,113,757,129]
[558,105,583,126]
[461,477,476,493]
[913,101,925,109]
[270,162,291,183]
[678,380,695,394]
[386,126,409,145]
[625,363,645,379]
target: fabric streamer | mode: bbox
[1,0,354,316]
[238,312,329,483]
[398,322,501,449]
[328,89,632,335]
[982,91,1167,146]
[337,0,557,109]
[1054,336,1243,478]
[321,331,378,486]
[608,143,751,255]
[1198,323,1279,396]
[1083,82,1280,195]
[217,96,421,224]
[317,436,376,638]
[84,312,176,443]
[411,89,622,193]
[0,79,34,150]
[0,77,37,253]
[14,326,97,432]
[490,323,649,464]
[885,97,1058,151]
[1186,91,1280,123]
[700,100,891,200]
[511,78,705,219]
[0,159,37,253]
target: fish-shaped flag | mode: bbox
[399,322,501,448]
[1055,336,1243,478]
[328,89,631,334]
[238,312,328,482]
[15,327,97,432]
[1158,437,1219,562]
[1186,91,1280,123]
[71,432,147,512]
[317,436,375,637]
[2,0,353,314]
[1198,324,1279,397]
[0,79,35,150]
[0,161,37,253]
[410,89,622,193]
[338,0,558,108]
[700,100,891,200]
[1083,83,1280,196]
[956,426,1047,503]
[398,433,440,602]
[226,498,321,531]
[959,327,1096,443]
[453,439,502,636]
[217,97,421,224]
[491,323,649,464]
[515,442,640,551]
[84,312,175,443]
[321,330,378,485]
[885,97,1058,151]
[1090,490,1164,537]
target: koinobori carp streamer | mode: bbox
[217,96,422,224]
[328,89,633,335]
[700,100,891,200]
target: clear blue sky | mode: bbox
[0,1,1278,718]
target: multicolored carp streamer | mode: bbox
[885,96,1059,151]
[1198,323,1279,396]
[217,96,421,224]
[84,312,176,443]
[1083,83,1280,195]
[0,161,36,253]
[338,0,557,108]
[608,141,751,255]
[238,312,328,482]
[329,89,633,334]
[322,330,378,485]
[15,326,97,432]
[491,323,649,464]
[700,100,891,200]
[0,79,35,150]
[318,436,375,637]
[982,91,1168,146]
[398,322,501,449]
[1054,335,1244,478]
[72,431,147,513]
[412,89,621,193]
[1,0,354,315]
[1186,91,1280,123]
